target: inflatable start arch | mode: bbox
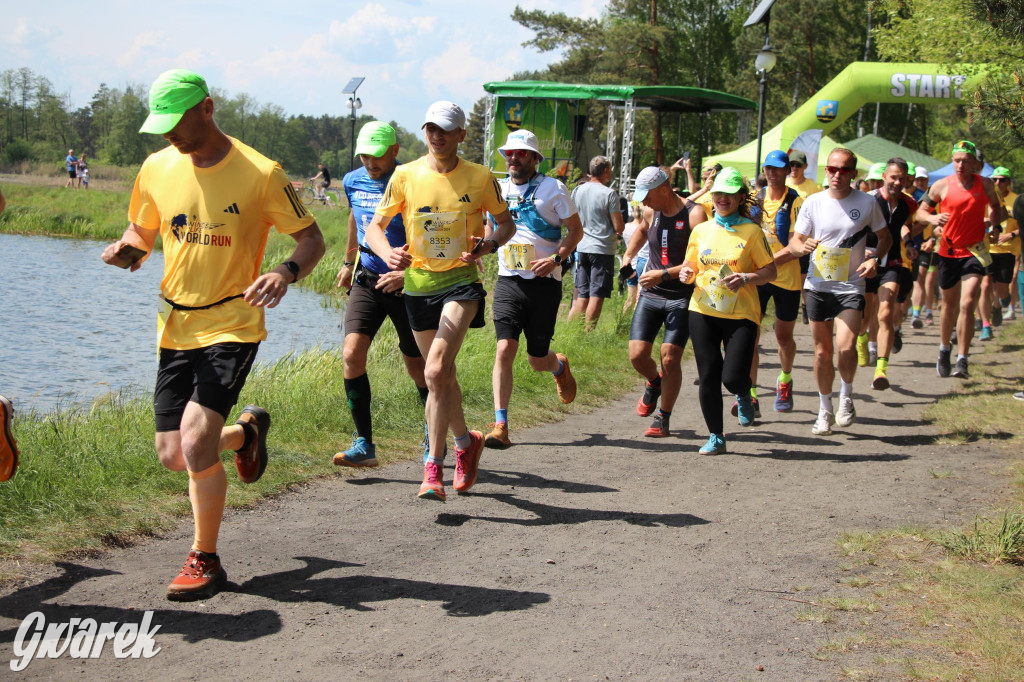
[708,62,987,178]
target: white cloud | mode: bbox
[326,3,436,63]
[116,31,164,69]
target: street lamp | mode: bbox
[744,0,778,174]
[341,77,365,172]
[754,36,777,174]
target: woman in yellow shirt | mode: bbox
[680,168,776,455]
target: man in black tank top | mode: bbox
[623,167,706,438]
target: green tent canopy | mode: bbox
[481,80,756,192]
[482,81,757,114]
[841,134,945,174]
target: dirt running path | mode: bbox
[0,322,1010,680]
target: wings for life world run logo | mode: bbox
[10,611,161,671]
[170,213,231,246]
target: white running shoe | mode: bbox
[812,410,836,436]
[836,396,857,427]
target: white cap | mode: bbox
[498,129,544,163]
[915,166,929,178]
[632,167,668,201]
[422,100,466,131]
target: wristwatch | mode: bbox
[549,253,563,264]
[281,260,300,283]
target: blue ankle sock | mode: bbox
[552,359,564,376]
[495,409,508,425]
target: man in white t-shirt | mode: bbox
[790,148,890,436]
[484,130,583,449]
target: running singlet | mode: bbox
[989,191,1020,257]
[343,165,406,275]
[871,188,918,268]
[129,137,315,350]
[641,203,696,300]
[375,156,507,295]
[496,174,576,281]
[750,187,803,290]
[938,175,988,258]
[685,219,774,323]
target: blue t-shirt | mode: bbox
[65,155,78,172]
[343,165,406,274]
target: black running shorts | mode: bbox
[987,253,1016,284]
[404,282,486,332]
[344,273,421,358]
[757,283,801,322]
[492,275,562,358]
[154,342,259,431]
[937,254,985,290]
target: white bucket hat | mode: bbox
[498,129,545,163]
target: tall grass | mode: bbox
[0,182,646,562]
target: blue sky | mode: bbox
[1,0,605,134]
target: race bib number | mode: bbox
[157,297,173,352]
[504,243,535,270]
[967,241,993,267]
[812,245,851,281]
[696,269,738,314]
[410,212,467,260]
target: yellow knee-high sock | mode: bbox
[188,460,227,554]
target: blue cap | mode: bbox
[763,150,790,169]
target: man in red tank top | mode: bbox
[915,140,1004,379]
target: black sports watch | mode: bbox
[281,260,300,283]
[550,253,563,264]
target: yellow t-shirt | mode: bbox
[695,192,714,220]
[787,177,821,199]
[685,219,776,324]
[129,138,315,350]
[989,191,1020,256]
[375,156,508,295]
[760,192,804,291]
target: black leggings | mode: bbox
[688,311,758,435]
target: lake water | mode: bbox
[0,234,344,412]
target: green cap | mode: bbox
[139,69,209,135]
[991,166,1012,178]
[710,167,745,194]
[354,121,397,157]
[866,162,886,181]
[952,140,978,157]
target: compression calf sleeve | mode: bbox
[345,373,373,442]
[189,460,227,554]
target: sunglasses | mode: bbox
[504,149,532,159]
[789,162,804,168]
[825,166,857,175]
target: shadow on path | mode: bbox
[435,493,710,529]
[236,556,549,617]
[0,562,283,644]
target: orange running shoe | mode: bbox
[553,353,577,404]
[234,405,270,484]
[453,430,483,494]
[0,396,19,482]
[418,459,446,502]
[166,550,227,602]
[484,422,511,449]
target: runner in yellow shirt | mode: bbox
[365,100,515,502]
[982,167,1019,328]
[679,168,776,455]
[101,69,325,601]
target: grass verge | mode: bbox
[795,320,1024,680]
[0,183,646,565]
